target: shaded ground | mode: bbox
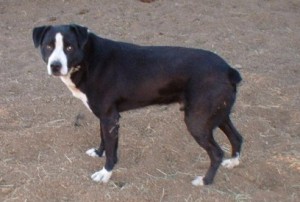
[0,0,299,201]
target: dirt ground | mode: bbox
[0,0,299,201]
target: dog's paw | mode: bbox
[91,167,112,183]
[192,176,204,186]
[86,148,99,157]
[222,156,240,169]
[86,148,105,157]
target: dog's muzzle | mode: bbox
[50,61,62,76]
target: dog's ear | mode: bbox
[32,26,51,48]
[70,24,89,49]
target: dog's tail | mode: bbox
[228,67,242,91]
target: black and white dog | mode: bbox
[32,24,243,186]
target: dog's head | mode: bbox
[32,24,88,76]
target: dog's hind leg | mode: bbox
[219,116,243,169]
[184,110,224,186]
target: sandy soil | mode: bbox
[0,0,299,201]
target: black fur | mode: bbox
[33,24,243,185]
[32,26,51,48]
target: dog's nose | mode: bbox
[50,61,62,75]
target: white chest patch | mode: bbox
[60,75,91,111]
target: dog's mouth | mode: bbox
[50,66,81,77]
[51,71,63,77]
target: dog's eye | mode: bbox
[46,44,53,51]
[66,45,73,52]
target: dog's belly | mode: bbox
[116,94,181,112]
[115,79,186,111]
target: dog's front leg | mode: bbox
[86,124,106,158]
[91,112,120,183]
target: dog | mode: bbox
[32,24,243,186]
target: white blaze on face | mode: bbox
[47,33,68,75]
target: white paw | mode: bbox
[91,167,112,183]
[86,148,105,157]
[86,148,98,157]
[192,176,204,186]
[222,156,240,169]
